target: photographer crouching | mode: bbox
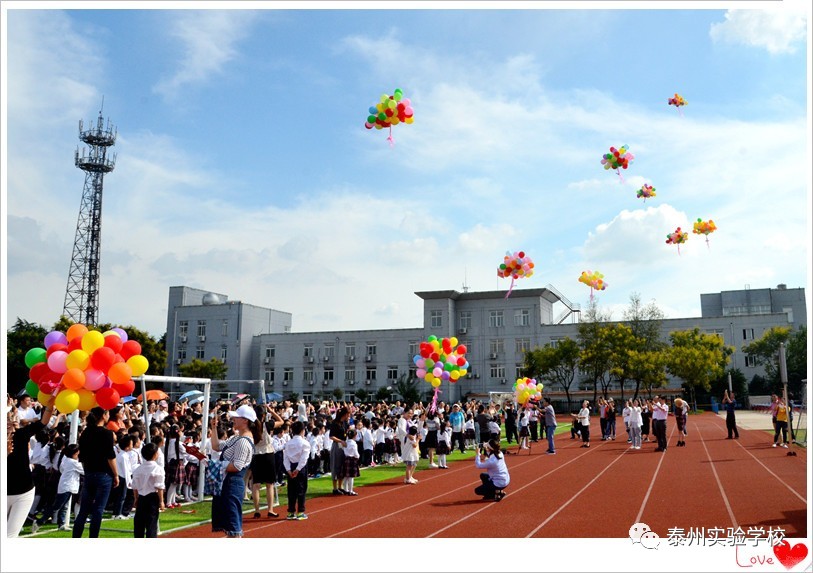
[473,439,510,501]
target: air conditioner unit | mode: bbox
[283,380,289,386]
[349,380,355,386]
[267,381,274,386]
[349,355,355,361]
[500,379,507,385]
[365,380,371,385]
[489,353,498,359]
[180,336,187,343]
[366,355,373,362]
[175,359,182,365]
[198,335,206,342]
[323,380,329,386]
[263,357,270,364]
[308,381,314,386]
[308,357,314,363]
[323,356,330,361]
[475,374,481,379]
[458,327,467,334]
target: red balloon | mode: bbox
[95,387,120,410]
[29,362,51,384]
[120,340,142,361]
[103,334,123,354]
[90,347,116,373]
[67,337,83,352]
[112,378,135,397]
[457,357,467,367]
[46,343,68,358]
[456,344,467,355]
[430,352,440,362]
[39,379,60,395]
[43,368,63,385]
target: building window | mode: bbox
[283,368,293,382]
[284,325,291,334]
[549,338,562,349]
[221,320,228,337]
[345,392,355,403]
[430,310,443,328]
[264,370,274,382]
[220,346,227,361]
[324,368,334,382]
[196,321,206,337]
[302,392,313,403]
[408,341,418,357]
[459,311,472,329]
[366,367,377,381]
[515,338,531,354]
[324,344,335,358]
[489,364,506,379]
[303,369,314,383]
[177,348,186,361]
[515,365,524,379]
[742,328,755,341]
[265,346,275,358]
[409,367,417,380]
[744,355,757,368]
[304,344,313,357]
[179,321,188,337]
[514,309,530,327]
[195,346,204,359]
[345,343,356,357]
[489,310,504,328]
[489,339,505,356]
[387,367,398,380]
[366,343,377,356]
[705,329,725,340]
[344,369,355,383]
[783,307,794,323]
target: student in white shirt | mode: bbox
[341,429,361,495]
[283,421,311,520]
[132,442,166,538]
[52,445,83,531]
[360,420,375,467]
[474,439,510,501]
[436,422,452,469]
[111,435,134,519]
[373,422,387,465]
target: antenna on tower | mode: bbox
[63,106,117,326]
[462,268,470,293]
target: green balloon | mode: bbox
[25,379,40,398]
[24,347,46,368]
[367,115,376,123]
[377,112,386,121]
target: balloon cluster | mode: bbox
[23,324,149,413]
[364,88,414,131]
[668,93,687,107]
[578,270,608,292]
[497,251,534,280]
[637,184,656,201]
[665,227,688,246]
[513,377,543,406]
[413,335,468,388]
[692,218,717,237]
[601,145,634,172]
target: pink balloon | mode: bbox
[416,358,426,368]
[84,368,106,391]
[416,368,426,379]
[47,351,69,374]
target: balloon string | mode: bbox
[616,169,624,183]
[505,278,516,299]
[706,236,710,249]
[678,107,684,118]
[430,387,441,414]
[590,288,594,302]
[387,126,394,147]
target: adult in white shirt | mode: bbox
[651,396,669,452]
[16,395,39,426]
[571,400,591,447]
[152,401,169,424]
[473,439,510,500]
[628,399,643,449]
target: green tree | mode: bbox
[179,358,229,380]
[332,388,344,401]
[525,337,580,412]
[354,388,370,403]
[741,327,792,385]
[394,373,420,405]
[665,328,733,411]
[375,386,393,402]
[704,368,748,406]
[6,318,49,395]
[288,392,300,403]
[621,293,668,399]
[627,348,668,399]
[578,300,613,403]
[785,326,807,400]
[622,293,666,349]
[605,323,638,400]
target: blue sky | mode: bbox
[2,3,810,339]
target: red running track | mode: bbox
[166,413,807,539]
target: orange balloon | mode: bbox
[62,368,86,390]
[108,362,133,386]
[66,323,88,342]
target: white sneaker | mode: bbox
[773,443,777,447]
[428,463,438,468]
[57,525,69,531]
[635,446,641,450]
[30,522,40,534]
[409,477,419,484]
[113,515,126,520]
[781,444,788,448]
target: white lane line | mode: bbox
[697,423,738,528]
[634,423,677,524]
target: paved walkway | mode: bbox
[717,410,807,432]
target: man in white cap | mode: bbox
[153,400,169,424]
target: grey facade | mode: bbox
[164,284,805,400]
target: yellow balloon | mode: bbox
[55,389,80,413]
[432,378,441,387]
[449,337,458,347]
[66,349,90,371]
[81,330,105,353]
[76,388,97,411]
[102,330,121,339]
[127,355,149,377]
[405,117,414,124]
[424,372,433,382]
[37,390,52,405]
[459,369,467,376]
[450,370,460,380]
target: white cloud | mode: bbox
[710,8,808,54]
[153,11,260,100]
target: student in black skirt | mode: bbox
[424,411,440,468]
[251,404,283,519]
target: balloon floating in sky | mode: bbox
[668,93,687,115]
[497,250,535,299]
[692,218,717,248]
[601,145,634,181]
[364,88,414,146]
[666,226,689,255]
[513,377,543,406]
[413,335,468,414]
[579,270,607,300]
[637,183,656,202]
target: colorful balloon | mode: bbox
[692,218,717,247]
[513,377,543,405]
[600,145,635,180]
[24,347,47,368]
[414,335,468,413]
[666,226,689,255]
[497,250,535,298]
[668,93,687,111]
[364,88,413,146]
[579,270,608,299]
[637,183,656,202]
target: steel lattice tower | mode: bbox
[63,109,117,326]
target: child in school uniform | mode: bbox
[183,431,201,502]
[464,415,476,450]
[360,419,375,467]
[401,426,420,484]
[436,421,452,469]
[307,426,322,478]
[341,428,361,495]
[283,421,311,520]
[132,442,165,538]
[518,410,530,450]
[271,426,286,487]
[112,435,134,519]
[52,444,83,531]
[373,421,386,466]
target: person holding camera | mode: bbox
[473,439,509,501]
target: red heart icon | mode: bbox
[773,540,808,570]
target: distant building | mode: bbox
[164,284,805,401]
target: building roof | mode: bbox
[414,288,560,304]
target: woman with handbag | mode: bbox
[209,404,261,538]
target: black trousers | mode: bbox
[581,423,590,443]
[361,449,373,467]
[529,421,539,441]
[286,465,308,513]
[134,492,159,538]
[726,413,739,438]
[474,473,503,499]
[451,431,465,453]
[505,423,518,444]
[653,419,667,449]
